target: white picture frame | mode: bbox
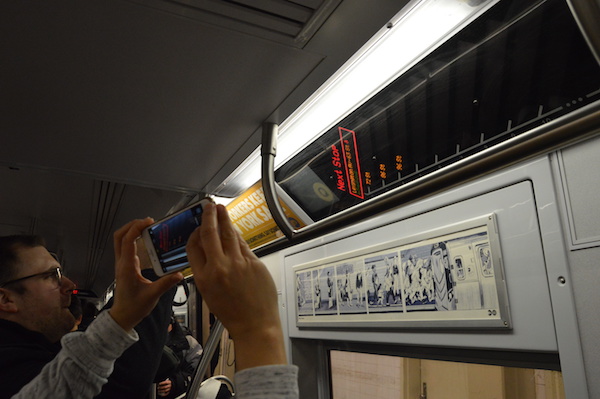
[294,214,511,329]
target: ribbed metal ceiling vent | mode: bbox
[126,0,341,47]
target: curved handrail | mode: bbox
[261,122,296,240]
[256,102,600,257]
[185,320,225,398]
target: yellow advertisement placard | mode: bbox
[226,181,306,249]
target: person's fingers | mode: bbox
[115,218,153,264]
[187,227,206,263]
[150,272,183,297]
[237,228,256,261]
[113,219,138,259]
[187,226,208,284]
[119,218,153,263]
[216,204,242,259]
[198,203,224,260]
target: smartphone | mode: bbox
[141,198,213,276]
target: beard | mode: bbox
[31,306,77,343]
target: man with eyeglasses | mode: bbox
[0,204,299,399]
[0,221,183,399]
[0,246,74,342]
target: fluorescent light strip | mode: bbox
[214,0,499,196]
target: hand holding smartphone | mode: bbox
[141,198,213,276]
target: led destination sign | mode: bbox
[335,128,364,199]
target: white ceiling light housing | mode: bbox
[213,0,500,197]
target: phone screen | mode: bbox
[147,203,203,274]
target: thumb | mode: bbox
[151,273,184,297]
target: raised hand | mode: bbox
[186,203,286,370]
[109,218,183,332]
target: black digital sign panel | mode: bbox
[276,0,600,222]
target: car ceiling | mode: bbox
[0,0,409,296]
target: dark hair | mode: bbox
[0,235,46,289]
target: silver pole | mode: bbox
[185,320,225,398]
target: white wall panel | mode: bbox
[283,179,556,351]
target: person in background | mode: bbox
[156,315,203,398]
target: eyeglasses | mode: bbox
[0,267,63,289]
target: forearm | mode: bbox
[96,274,176,398]
[233,325,287,371]
[12,311,138,399]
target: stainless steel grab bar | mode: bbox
[258,102,600,256]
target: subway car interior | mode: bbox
[1,0,600,398]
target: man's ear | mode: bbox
[0,288,19,313]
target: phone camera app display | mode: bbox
[148,204,203,272]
